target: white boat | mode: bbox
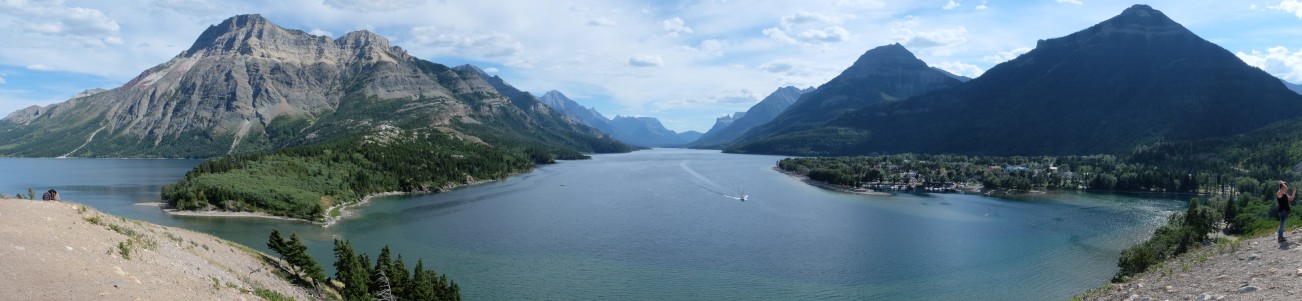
[740,194,748,201]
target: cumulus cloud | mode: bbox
[976,1,988,10]
[759,59,838,87]
[934,61,984,78]
[891,19,967,55]
[408,27,524,58]
[780,12,833,27]
[1237,46,1302,82]
[323,0,427,12]
[309,29,334,37]
[1055,0,1082,5]
[765,12,849,45]
[482,67,499,73]
[796,26,849,43]
[26,64,54,71]
[943,0,960,10]
[628,55,664,67]
[587,17,618,27]
[983,47,1032,63]
[0,0,122,47]
[686,39,726,57]
[662,17,693,35]
[1275,0,1302,18]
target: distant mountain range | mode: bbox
[0,14,628,158]
[688,86,810,148]
[535,90,699,147]
[728,4,1302,156]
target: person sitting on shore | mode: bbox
[41,189,59,201]
[1278,181,1297,242]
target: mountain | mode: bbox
[535,90,699,147]
[733,5,1302,156]
[931,67,972,82]
[730,44,964,146]
[607,115,696,147]
[536,90,615,134]
[677,130,703,143]
[1283,79,1302,95]
[689,86,810,148]
[0,14,627,157]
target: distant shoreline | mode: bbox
[774,167,891,196]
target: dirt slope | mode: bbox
[0,197,316,300]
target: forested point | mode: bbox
[778,120,1302,281]
[161,130,565,221]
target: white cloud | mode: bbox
[1055,0,1082,5]
[943,0,960,10]
[587,17,618,27]
[323,0,427,12]
[1275,0,1302,18]
[763,27,798,44]
[309,29,334,37]
[408,27,524,58]
[934,61,983,78]
[892,19,967,55]
[983,47,1032,63]
[797,26,850,43]
[26,65,54,71]
[482,67,499,73]
[0,75,6,85]
[765,12,850,45]
[1237,46,1302,82]
[688,39,726,57]
[0,0,122,47]
[662,17,694,35]
[780,12,833,27]
[628,55,664,67]
[976,1,988,10]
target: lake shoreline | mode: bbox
[774,167,891,196]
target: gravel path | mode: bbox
[1086,229,1302,301]
[0,197,317,300]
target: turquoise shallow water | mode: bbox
[0,149,1183,300]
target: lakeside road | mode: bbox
[0,197,314,300]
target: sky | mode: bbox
[3,0,1302,133]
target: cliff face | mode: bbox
[0,14,622,157]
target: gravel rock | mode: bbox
[1237,285,1259,293]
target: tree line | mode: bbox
[268,229,460,301]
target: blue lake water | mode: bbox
[0,149,1183,300]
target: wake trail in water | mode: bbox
[679,160,747,200]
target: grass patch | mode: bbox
[329,206,341,218]
[254,287,296,301]
[118,240,132,260]
[83,215,103,225]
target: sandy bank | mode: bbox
[0,197,315,300]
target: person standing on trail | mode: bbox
[1278,181,1297,242]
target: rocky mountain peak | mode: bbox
[184,14,289,56]
[848,43,926,70]
[1065,4,1190,42]
[336,30,392,50]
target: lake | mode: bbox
[0,149,1183,300]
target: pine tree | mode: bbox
[389,255,410,299]
[288,233,327,288]
[408,259,436,301]
[26,187,35,200]
[267,230,290,270]
[333,239,370,300]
